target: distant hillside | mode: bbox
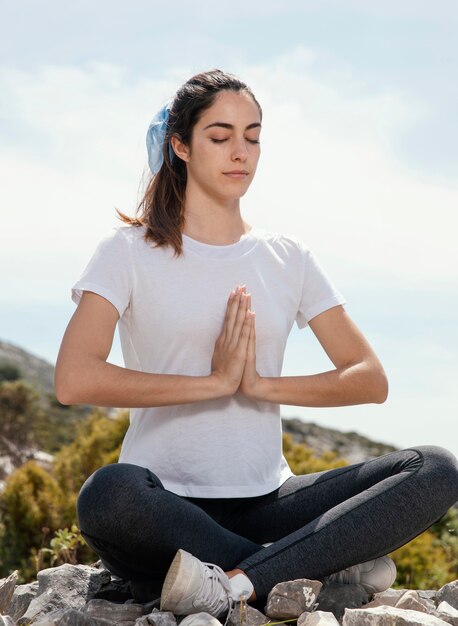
[0,339,55,395]
[282,417,397,464]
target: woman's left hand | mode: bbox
[238,292,264,400]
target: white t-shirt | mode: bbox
[71,224,346,497]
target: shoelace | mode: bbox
[198,561,233,619]
[199,561,251,626]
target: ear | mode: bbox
[170,134,190,162]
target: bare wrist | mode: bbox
[209,373,236,398]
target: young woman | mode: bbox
[55,69,458,625]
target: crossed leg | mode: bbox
[77,445,458,601]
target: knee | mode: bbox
[76,463,163,532]
[410,445,458,506]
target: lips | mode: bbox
[223,170,249,179]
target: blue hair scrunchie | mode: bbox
[146,99,175,175]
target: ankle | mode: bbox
[225,568,257,601]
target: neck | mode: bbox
[182,192,251,246]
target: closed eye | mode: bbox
[211,138,260,144]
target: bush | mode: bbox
[52,409,129,521]
[389,527,456,589]
[0,461,63,580]
[0,380,43,465]
[0,361,22,382]
[282,432,348,474]
[0,408,129,581]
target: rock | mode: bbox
[93,575,134,603]
[143,607,177,625]
[34,608,113,625]
[437,581,458,611]
[396,590,429,613]
[297,609,340,625]
[343,605,451,625]
[6,580,39,621]
[419,591,440,603]
[226,601,267,625]
[265,579,322,619]
[0,617,16,626]
[0,570,18,613]
[363,589,436,612]
[83,597,146,623]
[434,600,458,626]
[371,588,412,606]
[438,601,458,616]
[18,563,111,625]
[316,582,368,621]
[420,596,439,613]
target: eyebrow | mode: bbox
[203,122,262,131]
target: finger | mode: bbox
[246,312,256,360]
[222,287,243,343]
[235,308,252,355]
[229,293,249,348]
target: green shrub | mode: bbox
[0,461,63,580]
[282,432,348,474]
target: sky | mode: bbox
[1,0,457,459]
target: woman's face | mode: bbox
[174,90,262,202]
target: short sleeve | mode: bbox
[71,227,133,318]
[295,244,346,329]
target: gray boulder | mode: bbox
[6,581,39,622]
[315,582,368,621]
[437,581,458,611]
[343,605,451,625]
[226,601,267,625]
[297,610,340,625]
[34,608,112,625]
[82,598,146,623]
[0,570,18,613]
[137,607,177,625]
[434,600,458,626]
[18,564,110,625]
[265,578,322,619]
[396,590,430,613]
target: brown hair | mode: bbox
[116,69,262,257]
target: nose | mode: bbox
[231,137,249,161]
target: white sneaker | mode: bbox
[179,612,223,625]
[326,556,397,594]
[160,549,254,623]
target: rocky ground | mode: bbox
[1,561,457,626]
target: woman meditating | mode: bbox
[55,68,458,625]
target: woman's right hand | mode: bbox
[211,285,252,396]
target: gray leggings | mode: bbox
[77,445,458,600]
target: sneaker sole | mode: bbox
[161,549,195,612]
[361,557,397,594]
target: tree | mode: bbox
[0,380,43,467]
[0,461,63,580]
[0,362,22,382]
[52,409,129,521]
